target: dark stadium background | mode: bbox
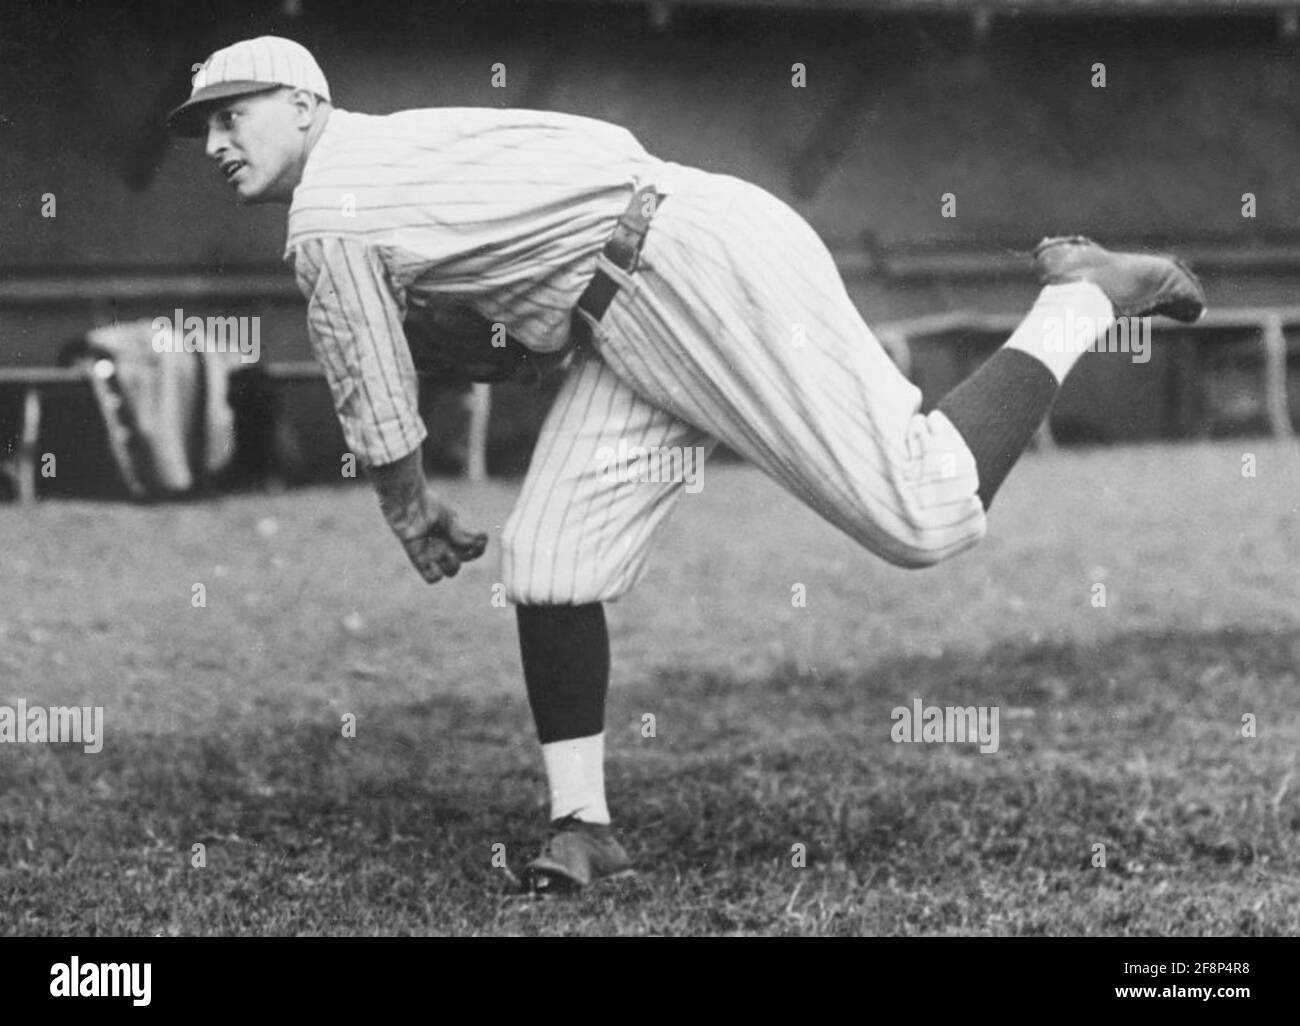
[3,0,1299,492]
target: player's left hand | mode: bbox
[395,499,488,583]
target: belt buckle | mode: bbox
[623,186,662,275]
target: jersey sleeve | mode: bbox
[290,235,428,467]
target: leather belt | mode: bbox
[575,184,666,325]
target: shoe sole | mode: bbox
[520,866,637,894]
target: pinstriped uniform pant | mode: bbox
[501,165,987,605]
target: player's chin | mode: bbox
[231,177,270,205]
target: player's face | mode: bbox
[204,91,305,205]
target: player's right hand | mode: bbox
[396,499,488,584]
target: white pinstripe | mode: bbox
[501,344,718,605]
[501,166,987,604]
[279,106,986,595]
[284,107,661,466]
[287,108,659,358]
[192,36,330,100]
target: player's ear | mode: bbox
[288,88,320,129]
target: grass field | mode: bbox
[1,439,1298,936]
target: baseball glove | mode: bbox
[404,301,530,384]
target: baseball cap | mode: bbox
[167,36,330,137]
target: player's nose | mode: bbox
[204,124,229,162]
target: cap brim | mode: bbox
[166,81,283,137]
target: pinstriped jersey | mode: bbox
[285,107,663,465]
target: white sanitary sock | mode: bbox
[1005,282,1116,384]
[541,732,610,825]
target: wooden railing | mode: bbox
[876,306,1299,441]
[0,361,492,502]
[4,260,1297,499]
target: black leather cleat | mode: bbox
[520,815,634,893]
[1034,235,1206,323]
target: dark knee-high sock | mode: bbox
[936,349,1059,509]
[936,282,1113,508]
[517,603,609,743]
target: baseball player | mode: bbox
[168,36,1205,892]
